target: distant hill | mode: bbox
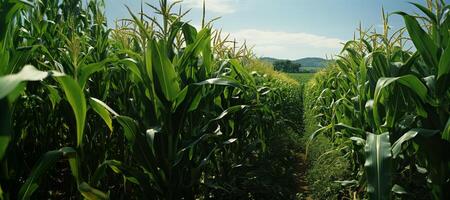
[260,57,331,67]
[260,57,286,63]
[293,57,331,67]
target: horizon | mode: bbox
[104,0,443,59]
[259,56,330,60]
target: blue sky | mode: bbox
[104,0,445,59]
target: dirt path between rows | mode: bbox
[297,152,313,200]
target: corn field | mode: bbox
[1,0,450,199]
[307,0,450,199]
[0,0,305,199]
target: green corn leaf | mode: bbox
[335,123,367,136]
[172,86,189,111]
[373,75,428,129]
[229,59,255,85]
[202,34,213,75]
[182,23,198,45]
[212,105,249,121]
[78,58,112,89]
[91,160,142,187]
[187,91,202,112]
[56,76,87,147]
[78,182,109,200]
[0,65,57,99]
[144,39,154,83]
[442,117,450,142]
[151,40,180,101]
[89,98,118,132]
[18,147,77,200]
[177,28,210,70]
[308,124,332,141]
[119,58,142,81]
[364,132,392,200]
[392,128,440,158]
[391,184,408,195]
[398,13,438,68]
[439,41,450,78]
[116,116,138,146]
[46,85,61,109]
[392,130,418,158]
[193,77,244,89]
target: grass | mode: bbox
[300,83,353,200]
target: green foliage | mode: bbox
[288,73,315,84]
[0,0,306,199]
[306,1,450,199]
[273,60,302,73]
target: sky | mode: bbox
[103,0,446,59]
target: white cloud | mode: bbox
[227,29,345,59]
[178,0,238,14]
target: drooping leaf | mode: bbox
[373,75,428,128]
[78,58,112,89]
[89,98,118,132]
[119,58,142,81]
[56,76,87,147]
[181,23,198,45]
[0,65,58,99]
[335,123,366,136]
[392,130,418,158]
[392,128,440,158]
[308,124,332,141]
[18,147,77,200]
[212,105,249,121]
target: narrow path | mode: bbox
[296,152,313,200]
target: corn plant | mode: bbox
[308,1,450,199]
[0,0,306,199]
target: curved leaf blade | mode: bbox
[18,147,77,200]
[57,76,87,147]
[0,65,48,99]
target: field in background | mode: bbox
[288,73,315,84]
